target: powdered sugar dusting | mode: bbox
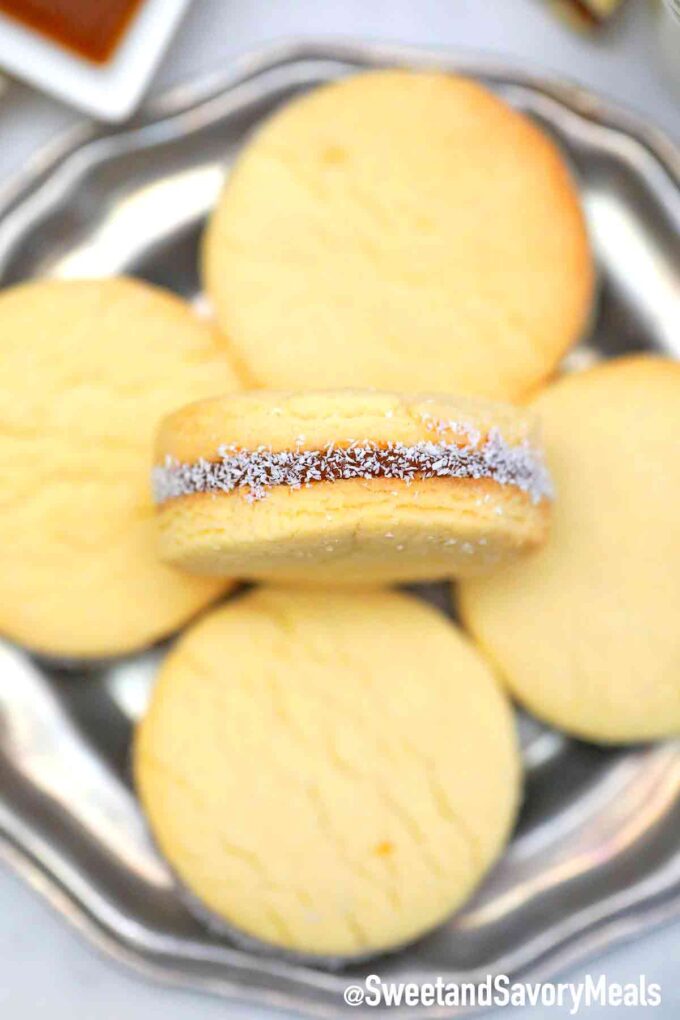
[419,412,482,448]
[152,430,552,506]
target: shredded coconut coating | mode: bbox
[152,427,553,506]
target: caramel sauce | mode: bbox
[152,436,553,506]
[0,0,145,63]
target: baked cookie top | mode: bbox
[459,356,680,742]
[135,586,520,959]
[204,70,594,400]
[0,277,240,658]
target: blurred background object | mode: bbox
[658,0,680,89]
[549,0,626,31]
[0,0,193,119]
[0,0,145,62]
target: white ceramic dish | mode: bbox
[0,0,193,121]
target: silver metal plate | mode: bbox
[0,40,677,1018]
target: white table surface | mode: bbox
[0,1,678,1017]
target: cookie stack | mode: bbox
[1,70,677,963]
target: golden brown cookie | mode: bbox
[0,277,240,659]
[459,357,680,743]
[153,389,552,584]
[135,586,521,959]
[204,70,593,399]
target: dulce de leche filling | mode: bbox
[152,427,553,506]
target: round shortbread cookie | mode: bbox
[203,70,593,400]
[459,357,680,743]
[134,586,521,959]
[153,389,552,584]
[0,277,240,659]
